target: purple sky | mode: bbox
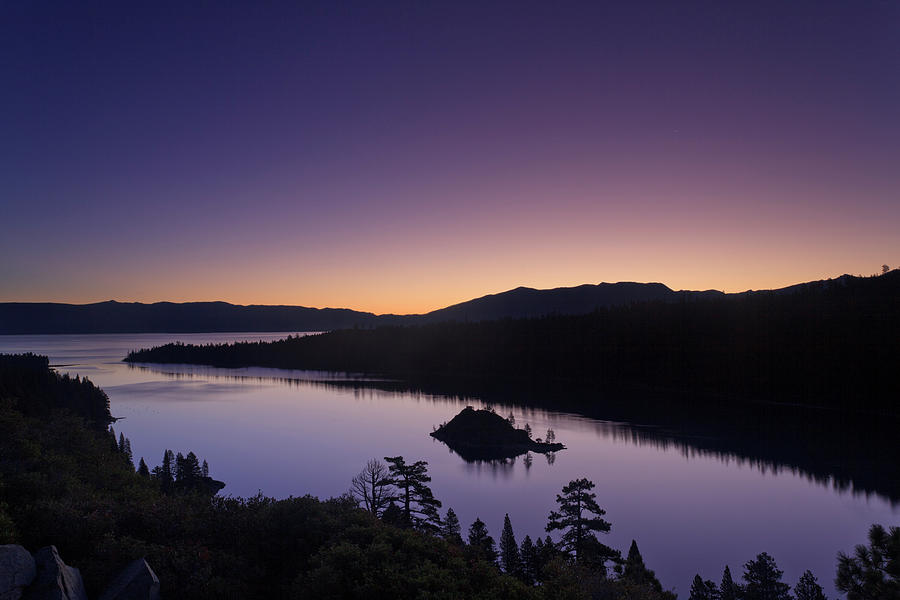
[2,1,898,313]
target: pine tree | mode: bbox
[623,540,666,593]
[499,513,521,576]
[690,574,720,600]
[545,428,555,443]
[137,457,150,477]
[118,432,126,453]
[742,552,791,600]
[175,452,186,482]
[123,438,133,465]
[546,478,613,566]
[159,449,175,492]
[794,570,827,600]
[467,518,497,563]
[520,535,538,585]
[836,524,900,600]
[441,508,463,545]
[201,459,209,478]
[524,423,532,439]
[384,456,442,532]
[720,565,741,600]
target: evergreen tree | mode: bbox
[499,513,521,576]
[384,456,442,532]
[201,459,209,478]
[507,412,515,426]
[623,540,666,593]
[836,524,900,600]
[175,452,186,481]
[546,428,555,443]
[742,552,791,600]
[185,451,202,480]
[690,574,720,600]
[546,478,613,566]
[524,423,532,439]
[159,449,175,492]
[794,570,827,600]
[520,535,538,585]
[720,565,741,600]
[118,432,126,453]
[441,508,463,545]
[467,518,497,563]
[123,438,133,465]
[137,457,150,477]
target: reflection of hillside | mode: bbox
[128,363,900,505]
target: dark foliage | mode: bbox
[836,524,900,600]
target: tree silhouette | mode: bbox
[794,570,827,600]
[720,565,741,600]
[440,507,463,544]
[520,535,538,585]
[546,478,613,566]
[467,518,497,563]
[499,513,521,576]
[350,458,393,517]
[622,540,667,595]
[137,457,150,477]
[384,456,442,532]
[689,574,719,600]
[742,552,791,600]
[836,523,900,600]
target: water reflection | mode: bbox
[127,361,899,506]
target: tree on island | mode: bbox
[350,458,393,517]
[742,552,791,600]
[384,456,442,532]
[546,478,614,567]
[499,513,522,576]
[836,523,900,600]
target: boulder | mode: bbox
[22,546,86,600]
[0,545,36,600]
[98,559,160,600]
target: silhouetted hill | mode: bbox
[0,273,889,334]
[0,300,392,334]
[419,282,724,323]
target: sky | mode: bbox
[1,1,898,314]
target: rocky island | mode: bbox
[430,406,565,461]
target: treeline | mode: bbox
[126,271,900,414]
[0,353,111,428]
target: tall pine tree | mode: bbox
[499,513,521,576]
[546,478,613,566]
[384,456,442,532]
[720,565,741,600]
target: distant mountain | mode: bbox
[0,300,387,334]
[0,274,881,334]
[419,282,725,323]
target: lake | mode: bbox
[2,332,896,597]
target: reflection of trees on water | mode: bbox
[128,363,900,505]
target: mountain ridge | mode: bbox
[0,273,887,334]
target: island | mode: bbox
[430,406,565,461]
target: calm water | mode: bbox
[2,332,896,596]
